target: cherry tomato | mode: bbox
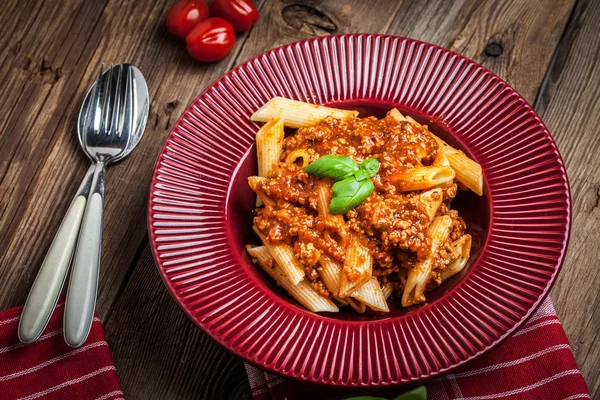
[185,18,235,62]
[166,0,209,39]
[209,0,259,32]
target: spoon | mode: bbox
[18,64,148,345]
[64,64,149,347]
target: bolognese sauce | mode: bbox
[253,115,466,300]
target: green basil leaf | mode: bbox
[353,169,370,181]
[304,155,358,181]
[330,178,374,214]
[360,157,380,178]
[391,386,427,400]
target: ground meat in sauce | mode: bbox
[253,115,467,299]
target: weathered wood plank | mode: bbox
[0,0,110,308]
[387,0,576,104]
[388,0,598,393]
[0,0,258,313]
[534,0,600,394]
[104,247,253,400]
[448,0,575,104]
[386,0,483,48]
[233,0,403,65]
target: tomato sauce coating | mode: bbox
[253,115,465,298]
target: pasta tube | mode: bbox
[248,176,275,206]
[318,255,342,295]
[381,282,394,300]
[338,237,372,297]
[251,97,358,128]
[402,215,452,307]
[390,166,455,191]
[418,187,444,221]
[247,246,338,312]
[440,234,472,282]
[345,297,366,313]
[253,226,305,285]
[352,277,389,312]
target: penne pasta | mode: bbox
[351,277,390,312]
[404,115,419,124]
[433,151,451,167]
[255,117,284,206]
[251,97,358,128]
[428,133,483,196]
[387,108,406,121]
[284,149,311,168]
[333,297,348,306]
[318,255,342,295]
[338,238,372,298]
[418,187,443,221]
[387,107,483,196]
[247,98,481,313]
[345,297,366,313]
[390,166,456,191]
[444,148,483,196]
[440,234,472,282]
[256,117,284,178]
[316,182,349,249]
[253,226,305,285]
[247,246,338,313]
[248,176,275,206]
[382,282,394,300]
[316,181,330,217]
[402,215,453,307]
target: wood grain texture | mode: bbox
[447,0,575,103]
[105,247,253,400]
[386,0,576,104]
[0,0,262,314]
[233,0,403,65]
[0,0,596,398]
[0,0,110,308]
[536,0,600,393]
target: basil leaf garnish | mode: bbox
[304,155,359,181]
[353,169,370,182]
[305,155,379,214]
[360,157,380,177]
[330,177,374,214]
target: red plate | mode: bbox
[148,35,570,386]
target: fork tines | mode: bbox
[84,64,134,138]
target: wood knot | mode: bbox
[591,184,600,213]
[484,42,503,57]
[166,101,178,114]
[154,100,180,130]
[281,4,337,36]
[39,57,62,84]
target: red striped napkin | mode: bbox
[245,297,590,400]
[0,299,123,400]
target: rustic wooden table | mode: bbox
[0,0,598,398]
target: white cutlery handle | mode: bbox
[64,161,106,348]
[18,164,95,344]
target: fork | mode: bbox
[63,65,133,348]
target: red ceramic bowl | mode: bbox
[148,34,570,386]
